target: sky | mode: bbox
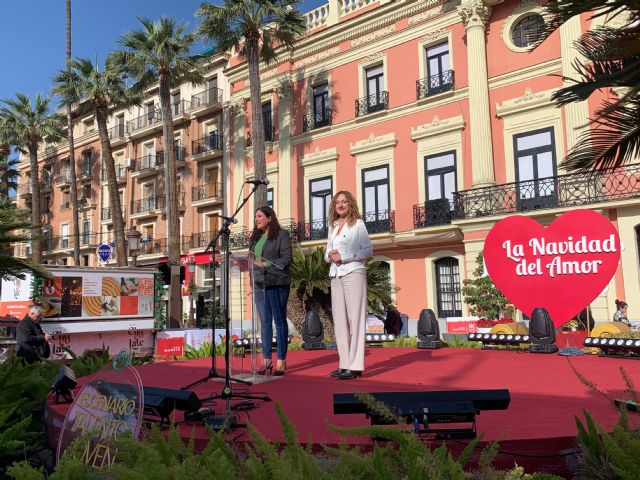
[0,0,326,102]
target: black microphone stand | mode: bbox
[181,183,270,429]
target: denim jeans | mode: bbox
[256,285,290,360]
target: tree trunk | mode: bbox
[28,143,41,263]
[159,72,182,329]
[66,0,80,265]
[246,37,267,208]
[96,107,127,266]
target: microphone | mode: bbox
[220,215,238,224]
[245,178,270,186]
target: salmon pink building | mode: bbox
[224,0,639,325]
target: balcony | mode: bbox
[78,195,96,211]
[296,219,329,242]
[131,195,166,218]
[246,123,275,147]
[452,163,640,221]
[303,108,332,132]
[416,70,455,100]
[190,87,223,115]
[171,100,191,122]
[54,171,71,187]
[127,111,162,138]
[156,146,186,167]
[355,91,389,117]
[42,233,98,253]
[363,209,395,234]
[101,164,127,183]
[78,161,93,181]
[192,133,222,162]
[229,230,252,250]
[41,176,53,192]
[130,154,163,178]
[140,237,167,256]
[413,199,454,229]
[108,124,127,143]
[101,207,112,222]
[192,182,222,207]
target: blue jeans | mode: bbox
[256,286,290,360]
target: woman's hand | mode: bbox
[253,260,267,268]
[328,249,342,264]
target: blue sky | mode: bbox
[0,0,326,102]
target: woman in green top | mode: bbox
[249,206,292,376]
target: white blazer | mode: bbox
[324,219,373,278]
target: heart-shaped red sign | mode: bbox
[483,210,620,327]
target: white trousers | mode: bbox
[331,268,367,371]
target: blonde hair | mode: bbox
[328,191,361,227]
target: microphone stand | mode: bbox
[181,183,270,429]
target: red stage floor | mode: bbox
[46,346,640,477]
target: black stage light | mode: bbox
[232,336,290,355]
[416,309,441,349]
[584,337,640,358]
[52,365,77,404]
[528,307,559,354]
[302,309,326,350]
[333,389,510,439]
[365,333,396,347]
[467,331,530,350]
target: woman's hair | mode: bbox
[615,299,628,310]
[328,190,361,226]
[250,206,281,243]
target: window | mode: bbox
[61,190,71,209]
[514,127,557,211]
[365,65,386,113]
[424,151,456,225]
[512,14,545,48]
[435,257,462,317]
[43,195,51,214]
[43,229,52,251]
[267,188,274,209]
[309,177,332,239]
[61,224,69,249]
[82,255,90,266]
[313,83,330,128]
[362,166,391,233]
[424,42,453,96]
[82,219,91,245]
[83,118,94,134]
[81,184,91,201]
[81,149,92,175]
[171,91,181,115]
[146,102,155,124]
[262,101,273,141]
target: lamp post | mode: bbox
[187,258,196,328]
[126,226,142,267]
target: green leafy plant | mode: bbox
[462,252,510,321]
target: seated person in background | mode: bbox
[613,299,630,325]
[575,306,595,331]
[384,305,403,336]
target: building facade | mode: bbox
[14,0,639,325]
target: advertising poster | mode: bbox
[0,273,33,319]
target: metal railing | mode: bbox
[453,163,640,220]
[55,171,71,185]
[190,231,216,250]
[192,182,222,202]
[101,164,127,182]
[171,100,191,116]
[363,209,395,234]
[190,87,223,109]
[78,161,93,178]
[303,108,332,132]
[157,146,186,163]
[413,198,453,228]
[108,124,127,140]
[192,133,222,155]
[42,233,98,252]
[355,91,389,117]
[101,207,112,221]
[132,154,162,173]
[131,195,166,214]
[416,70,455,99]
[127,111,162,133]
[140,237,167,256]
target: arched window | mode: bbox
[435,257,462,317]
[512,14,545,48]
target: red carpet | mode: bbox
[46,346,640,477]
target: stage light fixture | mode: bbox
[232,336,291,355]
[416,309,441,349]
[52,365,77,404]
[365,333,396,347]
[302,309,326,350]
[584,336,640,358]
[528,307,559,354]
[466,332,530,349]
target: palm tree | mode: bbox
[64,0,80,265]
[197,0,307,208]
[0,158,19,200]
[53,59,139,267]
[539,1,640,171]
[110,17,205,327]
[0,200,50,280]
[0,94,64,263]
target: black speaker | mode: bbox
[302,309,325,350]
[528,307,558,354]
[417,308,441,349]
[52,365,77,404]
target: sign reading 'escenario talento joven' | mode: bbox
[483,210,621,328]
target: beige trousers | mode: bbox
[331,268,367,371]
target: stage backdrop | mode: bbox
[483,209,620,328]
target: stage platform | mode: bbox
[45,346,639,477]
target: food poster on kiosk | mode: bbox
[39,270,155,321]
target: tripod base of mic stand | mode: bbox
[203,413,246,432]
[180,367,225,391]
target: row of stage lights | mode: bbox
[467,333,531,345]
[584,337,640,357]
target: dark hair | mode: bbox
[615,299,628,310]
[250,206,281,243]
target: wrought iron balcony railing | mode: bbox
[101,164,127,182]
[452,164,640,220]
[229,230,252,250]
[171,100,191,116]
[190,231,216,250]
[132,154,162,172]
[101,207,112,221]
[190,87,223,109]
[42,233,98,252]
[140,237,167,256]
[355,91,389,117]
[413,198,454,228]
[108,124,127,140]
[127,111,162,133]
[416,70,455,99]
[303,108,332,132]
[131,195,166,214]
[297,219,329,242]
[157,146,186,163]
[363,209,395,234]
[192,182,222,202]
[192,133,222,155]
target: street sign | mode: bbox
[97,243,112,263]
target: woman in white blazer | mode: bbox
[325,191,372,380]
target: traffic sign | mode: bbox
[97,243,112,263]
